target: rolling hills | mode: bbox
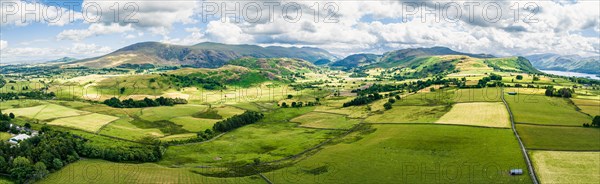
[331,46,494,69]
[65,42,337,68]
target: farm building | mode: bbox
[8,134,31,144]
[507,92,517,95]
[509,169,523,175]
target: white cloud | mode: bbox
[57,23,134,41]
[82,0,199,31]
[0,43,112,63]
[0,40,7,50]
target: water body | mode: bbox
[540,70,600,80]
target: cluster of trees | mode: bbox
[476,75,503,88]
[103,97,187,108]
[280,101,319,108]
[583,116,600,127]
[544,86,573,98]
[383,97,397,110]
[162,74,225,90]
[343,93,383,107]
[0,129,82,183]
[0,126,165,183]
[0,91,55,101]
[212,111,264,132]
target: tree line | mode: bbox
[0,91,55,101]
[212,111,264,132]
[103,97,187,108]
[343,93,383,107]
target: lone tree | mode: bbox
[516,75,523,80]
[593,116,600,127]
[383,102,392,110]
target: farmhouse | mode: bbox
[8,134,31,144]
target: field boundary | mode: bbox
[501,88,539,184]
[527,148,600,152]
[365,122,511,129]
[516,122,582,128]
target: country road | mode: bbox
[501,88,539,184]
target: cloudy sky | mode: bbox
[0,0,598,63]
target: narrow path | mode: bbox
[501,88,539,184]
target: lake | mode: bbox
[540,70,600,80]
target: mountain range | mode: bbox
[525,54,600,75]
[64,42,337,68]
[60,41,571,77]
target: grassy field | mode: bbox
[531,151,600,184]
[517,124,600,151]
[264,124,531,183]
[170,116,218,132]
[98,118,164,141]
[0,132,12,141]
[159,121,340,167]
[571,98,600,116]
[365,105,450,123]
[396,91,454,106]
[139,104,207,122]
[48,113,119,132]
[436,102,510,128]
[3,104,90,121]
[159,133,198,141]
[39,159,263,184]
[290,112,360,129]
[505,94,591,126]
[453,88,503,102]
[0,176,13,184]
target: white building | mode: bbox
[8,134,31,144]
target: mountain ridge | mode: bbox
[66,42,338,68]
[525,54,600,75]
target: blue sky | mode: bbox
[1,0,599,63]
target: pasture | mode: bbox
[0,132,12,141]
[531,151,600,184]
[38,159,263,184]
[505,94,591,126]
[571,98,600,116]
[517,124,600,151]
[452,88,503,102]
[3,104,89,121]
[48,113,118,132]
[436,102,510,128]
[290,112,360,129]
[265,124,531,183]
[170,116,218,132]
[365,105,450,123]
[159,121,340,167]
[98,118,164,141]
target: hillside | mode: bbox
[483,56,540,74]
[330,54,380,69]
[526,54,600,74]
[332,47,494,69]
[65,42,337,68]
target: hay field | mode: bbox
[436,102,510,128]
